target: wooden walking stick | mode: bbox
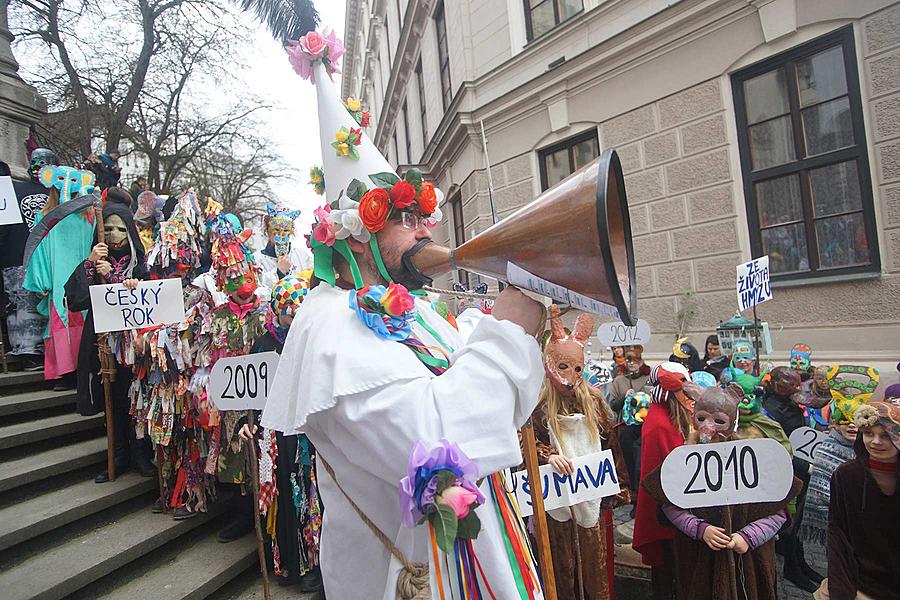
[245,409,272,600]
[521,420,558,600]
[94,200,117,482]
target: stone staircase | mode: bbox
[0,369,262,600]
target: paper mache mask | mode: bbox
[623,391,651,426]
[790,343,812,371]
[827,364,880,424]
[544,305,594,397]
[266,203,302,257]
[38,165,95,201]
[734,372,766,414]
[689,381,743,443]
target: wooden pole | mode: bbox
[521,420,558,600]
[724,505,739,600]
[752,303,761,376]
[245,409,272,600]
[94,203,116,482]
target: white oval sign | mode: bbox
[209,352,280,411]
[661,438,793,509]
[788,426,829,464]
[596,318,651,346]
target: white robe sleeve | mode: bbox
[308,316,543,484]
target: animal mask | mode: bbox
[543,305,594,397]
[266,203,301,257]
[623,391,651,426]
[731,339,755,372]
[734,372,766,414]
[769,367,802,402]
[827,365,880,424]
[790,344,812,371]
[29,148,59,183]
[38,165,95,201]
[623,346,645,374]
[688,381,743,443]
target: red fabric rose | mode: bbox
[359,188,390,232]
[390,180,417,209]
[418,182,437,215]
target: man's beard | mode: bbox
[367,243,428,290]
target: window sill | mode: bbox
[770,270,881,289]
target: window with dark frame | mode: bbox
[434,1,452,110]
[538,129,600,191]
[402,101,411,164]
[450,191,468,287]
[415,59,428,145]
[523,0,583,42]
[732,26,879,280]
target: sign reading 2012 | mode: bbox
[89,279,186,333]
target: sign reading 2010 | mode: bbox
[89,279,186,333]
[661,439,792,508]
[209,352,281,411]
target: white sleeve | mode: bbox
[307,316,543,485]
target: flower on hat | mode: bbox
[418,181,438,215]
[311,204,336,247]
[390,180,417,209]
[331,127,361,160]
[332,195,371,243]
[334,129,349,143]
[346,97,361,112]
[359,188,390,233]
[309,165,325,196]
[286,27,343,82]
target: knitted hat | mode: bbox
[271,273,309,317]
[853,401,900,449]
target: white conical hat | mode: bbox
[313,61,395,203]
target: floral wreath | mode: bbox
[286,28,344,82]
[309,165,325,196]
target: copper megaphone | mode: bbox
[405,149,637,325]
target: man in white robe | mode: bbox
[262,210,546,598]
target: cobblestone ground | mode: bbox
[612,504,826,599]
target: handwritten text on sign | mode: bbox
[89,279,185,333]
[506,262,621,319]
[209,352,280,411]
[596,318,651,346]
[0,176,24,226]
[736,256,772,312]
[789,427,828,464]
[508,450,621,517]
[661,438,792,509]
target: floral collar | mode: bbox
[349,283,416,341]
[227,295,260,320]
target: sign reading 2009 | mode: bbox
[660,438,792,508]
[89,279,186,333]
[208,352,281,411]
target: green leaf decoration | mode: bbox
[369,171,401,189]
[404,168,423,191]
[435,470,457,495]
[456,511,482,540]
[347,178,368,202]
[432,503,458,554]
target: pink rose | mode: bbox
[438,485,479,519]
[300,31,326,58]
[380,282,415,317]
[312,219,335,246]
[323,28,345,64]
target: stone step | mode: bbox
[0,498,229,600]
[0,389,77,417]
[0,370,48,391]
[0,472,157,553]
[0,437,107,493]
[211,572,322,600]
[91,532,257,600]
[0,412,105,450]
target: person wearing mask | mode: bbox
[822,401,899,600]
[670,337,704,373]
[608,345,650,422]
[129,176,149,207]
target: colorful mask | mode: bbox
[104,214,129,249]
[38,165,95,201]
[826,365,879,424]
[543,304,593,397]
[769,367,802,401]
[623,346,645,374]
[691,371,717,388]
[271,273,309,317]
[623,391,651,426]
[790,344,812,371]
[266,203,301,257]
[688,381,743,443]
[29,148,59,183]
[734,372,766,414]
[731,339,754,373]
[453,282,493,314]
[650,362,693,413]
[207,200,259,295]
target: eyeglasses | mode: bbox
[400,211,432,230]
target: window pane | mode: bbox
[544,147,570,187]
[558,0,582,20]
[573,137,599,170]
[796,46,848,107]
[749,116,795,170]
[744,69,790,124]
[756,175,802,227]
[809,161,862,218]
[530,2,555,38]
[762,223,809,274]
[802,96,853,156]
[816,212,869,269]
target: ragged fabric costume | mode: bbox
[23,164,96,379]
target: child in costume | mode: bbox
[130,190,216,518]
[199,202,269,541]
[63,201,155,482]
[239,274,323,592]
[633,361,692,600]
[23,164,96,384]
[823,400,899,600]
[253,203,310,296]
[643,382,802,600]
[616,390,651,513]
[529,305,630,600]
[719,339,756,385]
[608,345,650,423]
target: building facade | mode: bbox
[342,0,900,376]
